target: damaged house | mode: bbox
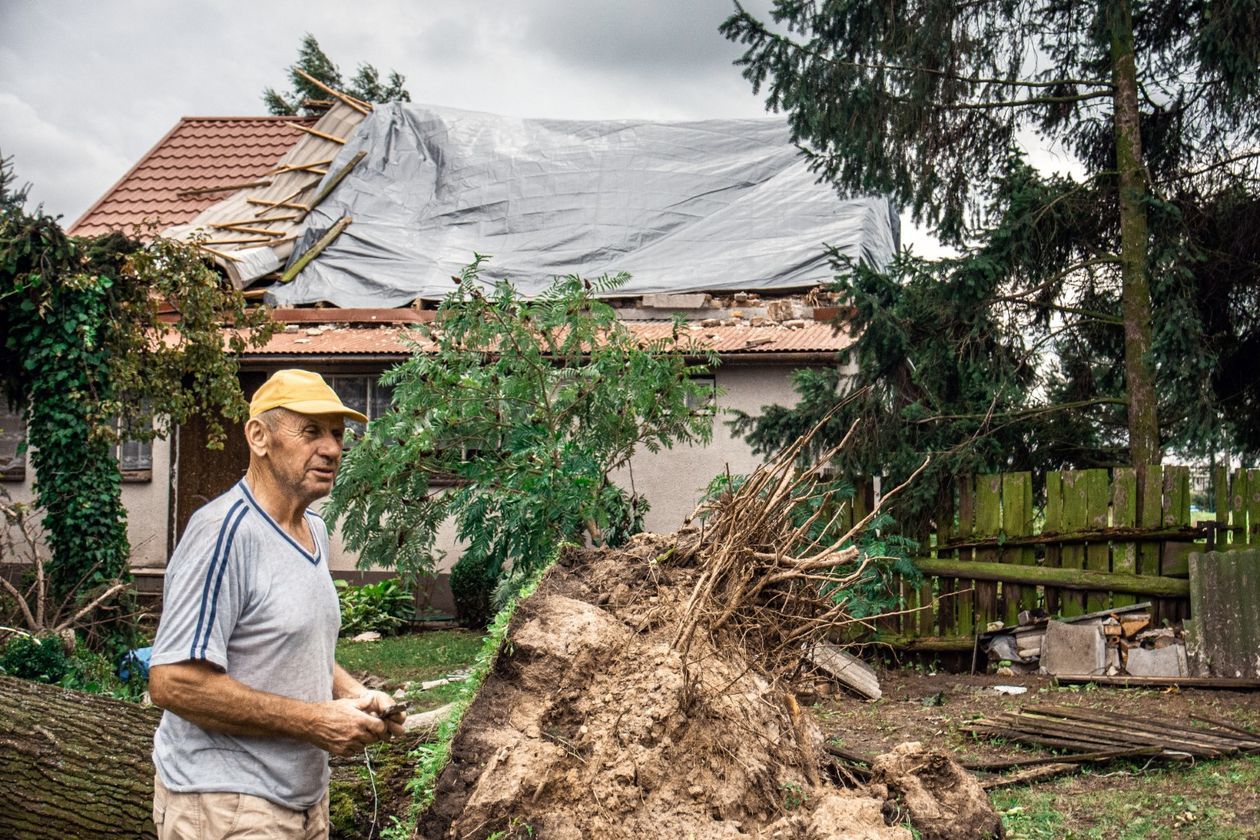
[5,93,899,608]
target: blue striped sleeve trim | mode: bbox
[189,500,249,661]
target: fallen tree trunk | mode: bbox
[0,675,160,838]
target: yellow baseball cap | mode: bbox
[249,369,368,422]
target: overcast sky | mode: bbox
[1,0,786,224]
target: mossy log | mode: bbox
[0,675,160,838]
[912,558,1190,598]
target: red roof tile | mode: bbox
[69,117,317,237]
[243,321,851,358]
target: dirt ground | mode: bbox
[816,669,1260,838]
[816,669,1260,759]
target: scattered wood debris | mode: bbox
[963,704,1260,759]
[983,601,1194,678]
[806,643,882,701]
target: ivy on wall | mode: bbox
[0,156,277,610]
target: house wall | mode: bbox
[610,360,815,537]
[0,438,171,568]
[4,358,842,616]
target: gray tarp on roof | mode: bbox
[265,103,899,308]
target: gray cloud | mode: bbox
[0,0,781,221]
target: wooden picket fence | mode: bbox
[875,465,1260,651]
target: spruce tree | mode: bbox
[722,0,1259,512]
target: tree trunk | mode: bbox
[0,675,160,838]
[1109,0,1162,482]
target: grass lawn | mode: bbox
[336,630,485,712]
[994,754,1260,839]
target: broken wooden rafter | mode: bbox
[285,122,348,145]
[823,742,873,766]
[294,68,373,114]
[247,198,311,212]
[1190,715,1260,740]
[279,215,352,283]
[306,150,367,214]
[201,237,275,246]
[211,224,286,237]
[176,180,271,197]
[270,159,333,176]
[250,175,325,219]
[210,214,301,227]
[961,746,1159,771]
[196,245,242,263]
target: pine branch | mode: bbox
[913,397,1128,423]
[1159,149,1260,183]
[994,296,1124,325]
[890,91,1114,110]
[731,12,1110,91]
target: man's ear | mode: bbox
[244,417,270,458]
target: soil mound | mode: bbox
[418,544,910,839]
[419,429,996,839]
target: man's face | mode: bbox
[260,410,346,504]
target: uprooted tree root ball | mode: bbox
[418,421,998,839]
[418,545,907,839]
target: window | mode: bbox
[0,404,26,481]
[326,374,394,442]
[114,417,153,481]
[686,375,717,415]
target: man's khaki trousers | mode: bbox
[153,774,330,840]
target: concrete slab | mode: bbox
[1126,644,1188,677]
[1040,620,1106,676]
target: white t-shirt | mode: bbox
[151,479,340,810]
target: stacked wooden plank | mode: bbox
[963,704,1260,759]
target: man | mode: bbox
[149,369,405,839]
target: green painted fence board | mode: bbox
[1248,469,1260,546]
[1085,469,1111,612]
[1061,470,1088,616]
[1231,468,1248,543]
[1111,467,1138,608]
[1138,465,1163,576]
[975,474,1002,628]
[1214,466,1229,531]
[954,476,975,638]
[1161,466,1192,623]
[1001,471,1035,624]
[1044,471,1064,615]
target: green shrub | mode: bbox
[336,578,414,637]
[0,633,148,700]
[0,634,71,683]
[449,551,501,629]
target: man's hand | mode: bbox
[310,696,391,755]
[359,690,408,740]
